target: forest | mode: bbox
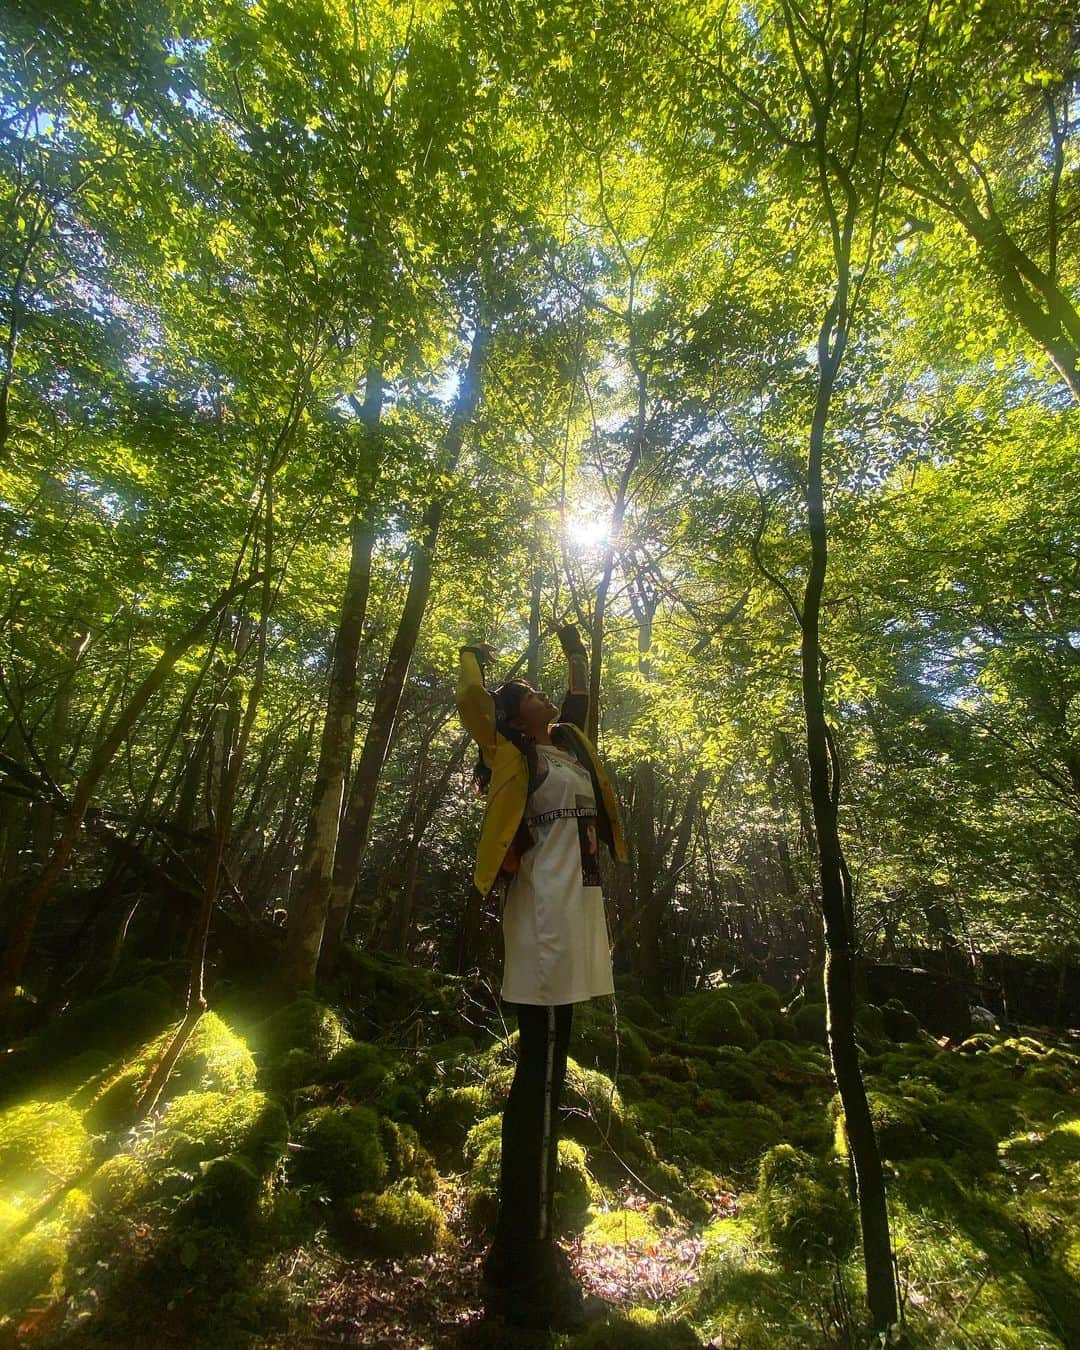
[1,0,1079,1344]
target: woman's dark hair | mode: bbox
[472,679,540,795]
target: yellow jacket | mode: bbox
[456,639,628,897]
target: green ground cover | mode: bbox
[0,952,1078,1347]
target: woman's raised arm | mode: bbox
[456,644,498,752]
[556,624,589,731]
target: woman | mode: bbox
[455,624,628,1332]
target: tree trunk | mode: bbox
[0,572,266,1028]
[801,277,897,1331]
[282,357,384,994]
[313,324,490,982]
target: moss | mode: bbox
[642,1158,685,1197]
[582,1207,659,1245]
[649,1051,695,1082]
[0,1099,91,1200]
[649,1201,677,1229]
[699,1101,787,1180]
[379,1117,439,1193]
[253,997,348,1066]
[88,1152,149,1210]
[680,993,757,1049]
[321,1040,387,1096]
[141,1089,285,1173]
[921,1099,999,1173]
[881,998,921,1042]
[336,1184,446,1257]
[617,993,668,1030]
[264,1047,320,1094]
[186,1153,262,1228]
[466,1136,596,1236]
[709,1052,771,1102]
[85,1013,257,1131]
[0,1187,92,1317]
[792,1002,826,1045]
[463,1112,503,1166]
[755,1144,857,1263]
[639,1072,696,1112]
[423,1083,487,1155]
[576,1308,700,1349]
[574,1000,651,1075]
[288,1105,386,1199]
[1,977,175,1100]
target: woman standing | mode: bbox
[455,624,628,1333]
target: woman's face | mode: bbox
[509,685,559,738]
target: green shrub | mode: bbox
[336,1184,446,1256]
[288,1105,387,1198]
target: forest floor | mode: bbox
[1,948,1079,1348]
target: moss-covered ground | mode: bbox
[1,955,1078,1346]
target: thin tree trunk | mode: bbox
[137,483,275,1118]
[800,216,897,1333]
[282,355,384,994]
[0,571,265,1028]
[314,323,489,982]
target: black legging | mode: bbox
[485,1002,574,1286]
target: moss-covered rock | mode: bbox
[680,993,757,1049]
[881,998,921,1042]
[792,1002,826,1045]
[253,997,348,1066]
[379,1117,439,1193]
[575,1307,701,1349]
[142,1089,286,1173]
[288,1105,387,1199]
[0,977,175,1105]
[574,1000,651,1075]
[336,1184,446,1256]
[755,1143,857,1263]
[617,993,668,1030]
[321,1040,387,1096]
[466,1135,597,1236]
[88,1152,149,1210]
[422,1083,487,1156]
[263,1047,319,1096]
[0,1099,91,1200]
[187,1153,262,1228]
[582,1207,660,1245]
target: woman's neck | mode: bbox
[534,724,555,746]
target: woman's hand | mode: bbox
[462,641,498,667]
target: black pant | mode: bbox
[484,1002,574,1289]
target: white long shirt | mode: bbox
[500,743,615,1006]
